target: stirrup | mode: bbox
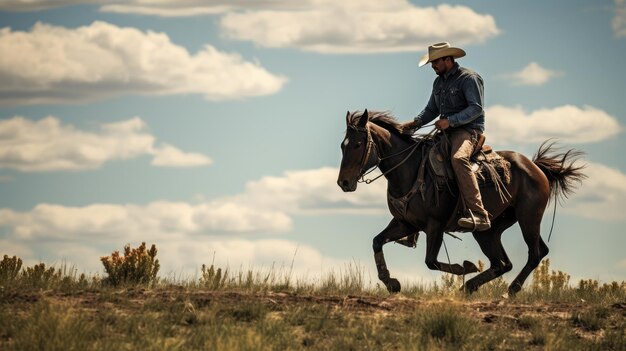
[457,210,491,231]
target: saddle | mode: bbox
[392,134,511,245]
[428,133,507,186]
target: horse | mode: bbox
[337,110,585,295]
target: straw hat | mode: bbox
[418,42,466,67]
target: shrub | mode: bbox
[530,258,570,294]
[577,279,599,294]
[23,263,62,289]
[0,254,22,285]
[200,264,228,290]
[100,242,160,287]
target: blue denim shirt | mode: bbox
[415,62,485,133]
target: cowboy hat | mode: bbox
[418,42,466,67]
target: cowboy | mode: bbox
[401,42,491,231]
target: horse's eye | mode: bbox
[354,141,362,148]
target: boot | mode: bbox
[458,211,491,231]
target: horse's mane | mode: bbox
[348,110,416,143]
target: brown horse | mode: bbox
[337,110,585,295]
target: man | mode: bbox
[401,42,491,231]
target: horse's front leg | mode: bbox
[424,226,480,275]
[373,218,416,293]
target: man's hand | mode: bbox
[399,120,421,135]
[435,118,450,130]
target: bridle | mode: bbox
[347,123,423,184]
[347,124,377,178]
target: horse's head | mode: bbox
[337,109,380,192]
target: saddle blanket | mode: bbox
[428,145,511,186]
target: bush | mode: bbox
[200,264,228,290]
[23,263,62,289]
[100,242,160,287]
[530,258,570,295]
[0,254,22,285]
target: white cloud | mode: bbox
[234,167,387,214]
[151,144,212,167]
[0,21,286,105]
[100,0,303,17]
[0,166,389,277]
[498,62,562,86]
[0,0,98,11]
[0,201,350,279]
[565,162,626,221]
[0,0,303,14]
[614,0,626,38]
[0,201,292,241]
[0,235,346,278]
[486,105,622,146]
[0,167,385,239]
[99,0,501,54]
[157,238,342,278]
[0,116,211,171]
[220,2,500,53]
[0,1,499,54]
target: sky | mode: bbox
[0,0,625,287]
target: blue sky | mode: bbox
[0,0,624,286]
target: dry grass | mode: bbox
[1,253,625,350]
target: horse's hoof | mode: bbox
[508,282,522,296]
[463,260,480,274]
[386,278,401,293]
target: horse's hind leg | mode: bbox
[373,218,416,293]
[462,208,517,293]
[508,206,550,295]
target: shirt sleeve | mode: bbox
[415,89,439,126]
[447,74,484,128]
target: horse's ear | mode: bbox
[346,110,350,125]
[358,109,369,128]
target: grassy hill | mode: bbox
[1,249,624,350]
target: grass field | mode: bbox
[1,250,625,350]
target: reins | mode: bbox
[356,125,436,185]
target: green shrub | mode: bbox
[22,263,62,289]
[0,254,22,285]
[530,258,570,295]
[100,242,160,287]
[200,264,228,290]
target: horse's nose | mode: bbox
[337,178,354,192]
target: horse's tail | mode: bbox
[532,140,587,202]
